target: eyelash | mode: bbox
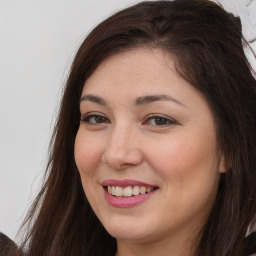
[81,114,110,125]
[143,114,178,126]
[81,113,177,127]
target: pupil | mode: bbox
[96,116,105,123]
[155,117,166,125]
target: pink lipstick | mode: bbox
[102,179,158,208]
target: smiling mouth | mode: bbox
[102,180,159,207]
[104,185,158,197]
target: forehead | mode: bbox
[82,48,208,109]
[83,48,188,95]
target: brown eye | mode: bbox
[81,115,110,124]
[144,115,177,126]
[154,117,169,125]
[93,116,107,123]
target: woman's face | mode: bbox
[75,48,226,246]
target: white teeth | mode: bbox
[140,186,146,194]
[115,186,123,197]
[124,186,133,197]
[146,187,153,193]
[132,186,140,196]
[112,186,116,195]
[107,185,155,197]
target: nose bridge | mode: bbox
[102,121,142,169]
[108,122,134,156]
[113,122,131,148]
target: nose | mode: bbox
[101,125,143,170]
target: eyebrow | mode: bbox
[80,94,107,105]
[80,94,185,107]
[135,94,185,107]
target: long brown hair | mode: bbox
[16,0,256,255]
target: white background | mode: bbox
[0,0,255,241]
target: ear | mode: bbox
[218,154,229,173]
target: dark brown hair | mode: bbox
[16,0,256,255]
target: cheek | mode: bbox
[74,129,104,176]
[147,134,220,225]
[146,130,220,200]
[149,135,218,173]
[74,129,106,211]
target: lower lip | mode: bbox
[104,189,157,208]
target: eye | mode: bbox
[81,114,110,125]
[143,115,177,126]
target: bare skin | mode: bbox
[75,48,227,256]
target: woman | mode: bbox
[2,0,256,255]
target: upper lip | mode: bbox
[102,179,157,188]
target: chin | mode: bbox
[107,228,151,242]
[102,215,153,242]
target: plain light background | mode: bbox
[0,0,255,241]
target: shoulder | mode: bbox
[244,231,256,256]
[0,232,15,248]
[0,232,20,256]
